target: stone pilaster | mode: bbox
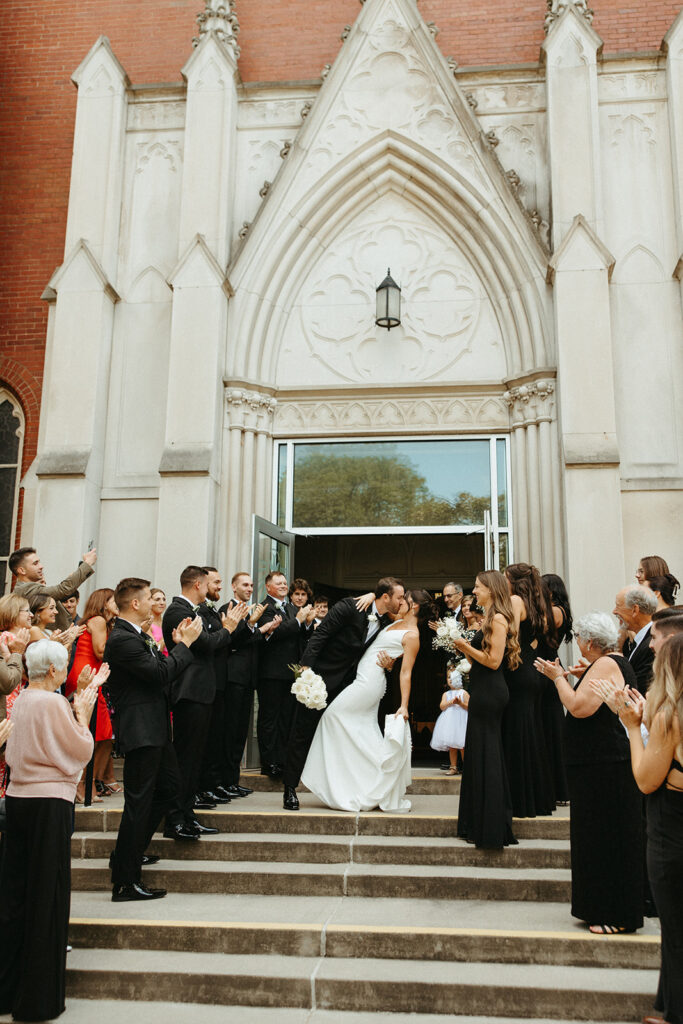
[663,11,683,305]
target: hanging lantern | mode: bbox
[375,268,401,330]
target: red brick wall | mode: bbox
[0,0,680,507]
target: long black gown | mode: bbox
[539,616,569,804]
[502,619,555,818]
[457,631,517,849]
[646,761,683,1024]
[564,654,643,931]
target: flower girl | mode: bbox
[430,660,469,774]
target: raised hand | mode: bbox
[355,592,375,613]
[0,718,14,747]
[7,628,29,655]
[567,656,590,678]
[177,615,204,646]
[533,656,566,681]
[295,604,312,624]
[76,665,96,693]
[222,602,249,634]
[93,662,111,688]
[588,677,623,712]
[73,682,98,728]
[82,548,97,566]
[248,602,266,626]
[260,615,281,636]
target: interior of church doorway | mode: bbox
[293,531,485,765]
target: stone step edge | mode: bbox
[69,918,659,969]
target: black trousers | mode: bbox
[257,676,296,767]
[0,796,71,1022]
[283,702,325,789]
[223,682,254,787]
[170,699,212,821]
[112,741,181,886]
[200,689,225,792]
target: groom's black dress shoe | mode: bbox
[163,823,200,841]
[283,786,299,811]
[112,882,166,902]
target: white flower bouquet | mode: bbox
[432,616,466,654]
[289,664,328,710]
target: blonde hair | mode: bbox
[476,570,521,671]
[0,593,30,631]
[647,633,683,741]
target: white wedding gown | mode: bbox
[301,626,412,813]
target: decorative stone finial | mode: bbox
[485,130,500,149]
[544,0,594,35]
[259,181,271,199]
[426,22,439,38]
[300,101,313,121]
[466,92,478,111]
[193,0,241,57]
[446,56,458,74]
[280,140,292,159]
[340,24,352,42]
[321,63,332,81]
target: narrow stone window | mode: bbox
[0,390,24,595]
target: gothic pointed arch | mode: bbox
[0,387,25,594]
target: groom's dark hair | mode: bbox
[376,577,404,598]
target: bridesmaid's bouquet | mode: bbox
[432,616,466,654]
[289,664,328,710]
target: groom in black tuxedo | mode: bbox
[282,577,405,810]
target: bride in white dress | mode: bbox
[301,590,433,813]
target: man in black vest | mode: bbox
[162,566,248,834]
[105,577,203,902]
[282,577,405,810]
[256,571,312,778]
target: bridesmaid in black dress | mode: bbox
[536,611,643,934]
[452,570,521,849]
[502,564,556,818]
[541,573,573,805]
[610,632,683,1024]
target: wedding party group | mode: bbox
[0,544,682,1024]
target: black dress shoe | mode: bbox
[163,823,200,841]
[112,882,167,902]
[235,784,253,796]
[213,785,233,801]
[283,785,299,811]
[141,854,160,866]
[260,763,282,779]
[199,789,229,805]
[190,819,219,835]
[224,785,248,798]
[193,795,217,810]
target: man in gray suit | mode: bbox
[9,546,97,632]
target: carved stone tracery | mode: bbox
[193,0,241,57]
[503,379,556,426]
[544,0,594,34]
[225,388,277,434]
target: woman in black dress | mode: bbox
[541,573,573,805]
[536,612,643,934]
[451,570,521,849]
[502,563,556,818]
[604,633,683,1024]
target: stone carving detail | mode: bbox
[608,112,657,149]
[506,169,522,194]
[341,25,352,42]
[280,140,292,158]
[599,72,663,102]
[134,139,182,174]
[321,64,332,81]
[225,388,277,432]
[127,101,185,131]
[426,22,439,38]
[193,0,240,58]
[259,180,272,198]
[238,222,251,239]
[466,93,478,110]
[300,101,313,120]
[504,380,556,425]
[446,56,458,74]
[246,138,282,181]
[485,129,499,148]
[238,98,306,129]
[544,0,594,34]
[278,195,506,386]
[273,393,509,436]
[464,83,545,115]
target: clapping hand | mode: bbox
[222,602,249,634]
[93,662,110,688]
[175,615,204,646]
[248,603,266,626]
[0,719,13,747]
[567,656,590,678]
[355,592,375,613]
[260,615,281,636]
[75,665,96,693]
[295,604,312,624]
[534,656,566,681]
[7,628,30,655]
[588,676,624,713]
[73,681,99,729]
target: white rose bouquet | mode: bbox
[432,616,466,654]
[289,664,328,710]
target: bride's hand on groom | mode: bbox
[355,592,375,613]
[376,650,395,671]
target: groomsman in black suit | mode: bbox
[163,566,248,833]
[104,577,203,902]
[282,577,405,810]
[197,567,232,805]
[220,571,282,797]
[257,571,312,778]
[614,584,657,693]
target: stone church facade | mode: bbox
[3,0,683,611]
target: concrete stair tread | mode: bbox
[66,947,658,989]
[74,856,572,880]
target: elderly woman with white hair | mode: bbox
[535,611,644,935]
[0,638,106,1022]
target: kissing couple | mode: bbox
[282,578,436,813]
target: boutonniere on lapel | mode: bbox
[205,600,216,610]
[143,634,158,652]
[367,613,378,624]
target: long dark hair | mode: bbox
[542,572,573,645]
[506,563,557,646]
[406,588,437,636]
[646,573,680,608]
[476,570,521,670]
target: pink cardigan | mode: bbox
[6,689,94,802]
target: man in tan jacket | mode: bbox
[9,547,97,632]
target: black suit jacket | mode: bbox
[162,596,232,706]
[301,597,388,698]
[198,602,229,693]
[220,602,261,689]
[258,596,305,680]
[628,626,655,693]
[103,618,194,753]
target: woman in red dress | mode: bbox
[66,588,118,802]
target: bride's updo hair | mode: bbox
[406,588,437,634]
[476,570,521,670]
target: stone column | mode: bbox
[548,216,623,613]
[664,12,683,306]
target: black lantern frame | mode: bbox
[375,268,401,330]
